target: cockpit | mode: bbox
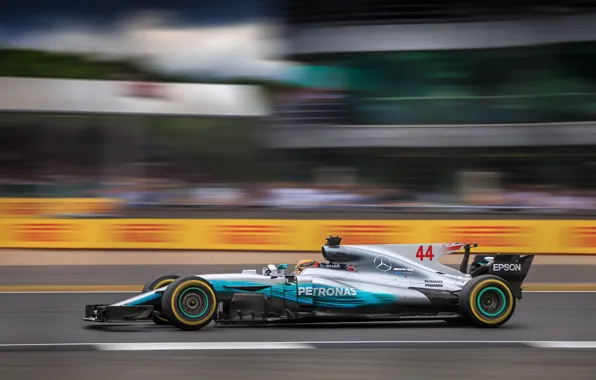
[262,236,360,278]
[293,259,320,275]
[292,258,358,275]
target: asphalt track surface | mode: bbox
[0,292,595,379]
[2,349,596,380]
[0,264,594,286]
[2,292,596,345]
[1,283,596,379]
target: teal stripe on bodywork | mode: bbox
[119,280,400,309]
[209,280,398,308]
[125,292,160,306]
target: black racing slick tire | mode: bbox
[459,274,516,328]
[142,275,180,325]
[161,276,218,331]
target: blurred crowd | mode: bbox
[100,180,420,208]
[3,176,595,213]
[103,181,596,211]
[462,185,596,211]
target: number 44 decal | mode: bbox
[415,245,434,261]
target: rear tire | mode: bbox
[142,275,180,325]
[161,276,218,331]
[459,275,516,328]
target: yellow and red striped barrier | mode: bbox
[0,218,595,254]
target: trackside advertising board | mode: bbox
[0,219,595,254]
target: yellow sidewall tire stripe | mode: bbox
[153,279,174,290]
[469,279,514,325]
[170,279,217,326]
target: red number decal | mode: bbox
[416,245,434,261]
[425,246,434,260]
[415,245,424,260]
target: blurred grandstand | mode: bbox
[2,1,596,216]
[268,0,596,214]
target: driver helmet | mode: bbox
[294,259,319,275]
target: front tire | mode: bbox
[161,276,218,331]
[142,275,180,325]
[459,275,516,328]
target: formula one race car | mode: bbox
[84,237,534,330]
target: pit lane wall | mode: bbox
[0,218,595,254]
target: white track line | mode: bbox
[97,342,313,351]
[527,341,596,349]
[0,343,95,347]
[301,340,596,347]
[1,341,596,350]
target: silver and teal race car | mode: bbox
[83,236,534,330]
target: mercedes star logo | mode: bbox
[373,255,392,272]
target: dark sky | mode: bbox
[1,0,278,33]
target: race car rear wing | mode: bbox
[456,243,535,299]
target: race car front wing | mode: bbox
[84,304,154,322]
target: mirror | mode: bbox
[277,264,288,276]
[265,264,278,277]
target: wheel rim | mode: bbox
[178,287,209,319]
[476,286,507,317]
